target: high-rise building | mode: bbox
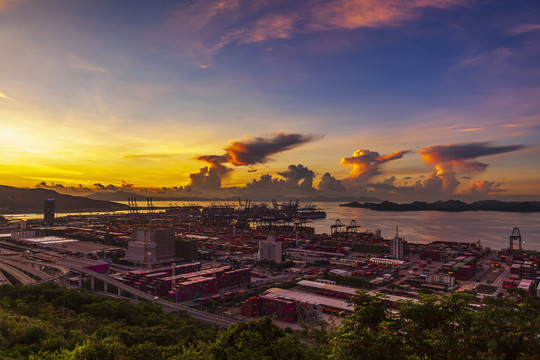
[44,199,55,226]
[391,227,405,260]
[258,235,282,263]
[125,228,176,266]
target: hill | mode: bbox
[0,185,129,214]
[340,200,540,212]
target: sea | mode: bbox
[4,201,540,251]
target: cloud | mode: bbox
[0,91,11,100]
[93,183,119,191]
[195,154,230,166]
[318,172,346,193]
[36,181,93,193]
[244,174,285,195]
[278,164,316,191]
[159,0,469,57]
[0,0,12,12]
[188,133,320,193]
[123,153,177,159]
[121,180,135,190]
[225,133,321,166]
[69,54,109,73]
[419,142,526,172]
[308,0,467,31]
[242,164,316,197]
[462,180,506,196]
[188,155,232,193]
[211,13,299,53]
[508,23,540,35]
[340,148,410,182]
[187,166,227,192]
[418,142,526,193]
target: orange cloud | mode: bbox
[0,0,12,11]
[418,142,525,193]
[308,0,467,31]
[188,133,320,191]
[159,0,469,57]
[225,133,320,166]
[462,180,505,196]
[340,148,410,182]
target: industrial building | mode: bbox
[125,227,176,266]
[44,199,55,226]
[258,235,282,263]
[11,235,122,257]
[175,238,198,262]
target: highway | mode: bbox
[69,266,238,328]
[0,257,52,280]
[0,270,11,286]
[0,262,35,285]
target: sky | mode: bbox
[0,0,539,201]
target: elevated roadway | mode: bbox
[69,266,238,328]
[0,262,35,285]
[0,256,70,285]
[0,270,11,286]
[0,257,52,280]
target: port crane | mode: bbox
[509,227,522,250]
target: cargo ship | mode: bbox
[296,205,327,219]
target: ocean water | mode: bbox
[148,201,540,251]
[4,201,540,251]
[307,202,540,251]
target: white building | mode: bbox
[390,227,405,260]
[125,228,175,265]
[426,273,455,287]
[11,229,37,241]
[258,235,282,263]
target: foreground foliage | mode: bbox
[0,284,539,359]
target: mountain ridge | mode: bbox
[340,200,540,212]
[0,185,129,214]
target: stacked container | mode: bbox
[517,279,536,294]
[295,300,322,321]
[174,276,219,301]
[241,297,258,317]
[521,261,535,279]
[258,293,297,323]
[220,268,251,288]
[510,263,522,280]
[502,279,519,289]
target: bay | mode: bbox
[4,200,540,251]
[307,202,540,251]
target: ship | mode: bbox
[296,205,327,219]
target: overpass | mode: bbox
[0,250,238,328]
[0,270,10,286]
[0,262,35,285]
[0,256,70,285]
[68,266,238,328]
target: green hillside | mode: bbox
[0,284,538,359]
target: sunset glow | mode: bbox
[0,0,538,201]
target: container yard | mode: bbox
[1,202,538,330]
[122,262,251,301]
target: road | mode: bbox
[0,262,35,285]
[0,257,52,280]
[69,266,238,328]
[0,270,11,286]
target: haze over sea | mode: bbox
[157,201,540,251]
[5,201,539,251]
